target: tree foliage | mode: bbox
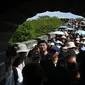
[9,16,64,44]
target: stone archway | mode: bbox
[1,0,85,84]
[2,0,85,46]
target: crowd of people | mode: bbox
[5,19,85,85]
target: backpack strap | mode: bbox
[12,66,18,85]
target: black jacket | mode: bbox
[40,59,70,85]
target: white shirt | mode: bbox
[54,64,57,67]
[16,67,23,83]
[18,61,25,71]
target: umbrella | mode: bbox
[65,27,75,31]
[75,30,85,35]
[51,31,65,35]
[59,26,68,29]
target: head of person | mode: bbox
[61,45,68,53]
[55,40,63,48]
[48,42,55,47]
[5,45,17,72]
[37,40,48,52]
[70,37,75,42]
[76,33,80,38]
[16,43,28,60]
[22,63,45,85]
[78,47,85,80]
[66,49,77,64]
[50,46,60,58]
[82,36,85,42]
[28,45,40,63]
[67,41,76,50]
[75,40,80,47]
[80,41,85,48]
[61,35,66,43]
[67,36,70,42]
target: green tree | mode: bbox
[9,16,65,44]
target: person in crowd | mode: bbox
[79,41,85,48]
[81,36,85,42]
[27,44,40,63]
[61,35,67,45]
[55,40,63,48]
[75,39,80,55]
[67,36,70,41]
[70,36,75,42]
[55,35,62,41]
[37,40,50,61]
[76,46,85,85]
[40,46,70,85]
[75,38,80,43]
[5,44,23,85]
[48,42,55,47]
[76,33,80,38]
[13,43,28,71]
[50,37,56,43]
[65,49,80,85]
[58,45,68,67]
[67,41,77,55]
[22,62,46,85]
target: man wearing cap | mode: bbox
[40,46,70,85]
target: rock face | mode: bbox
[0,0,85,84]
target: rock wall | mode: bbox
[21,34,49,50]
[21,33,55,51]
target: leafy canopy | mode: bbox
[9,16,64,44]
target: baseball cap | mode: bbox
[50,46,60,53]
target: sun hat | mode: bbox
[67,42,76,48]
[17,43,28,53]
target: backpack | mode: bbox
[12,66,18,85]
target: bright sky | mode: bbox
[26,11,84,21]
